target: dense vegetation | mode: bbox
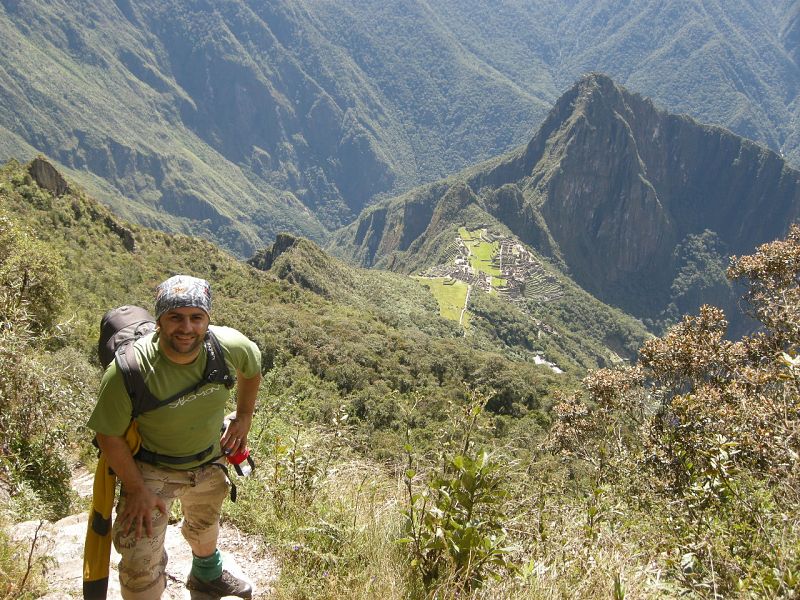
[1,1,798,254]
[546,225,800,597]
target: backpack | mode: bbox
[98,305,235,419]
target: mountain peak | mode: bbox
[569,72,659,121]
[248,233,304,272]
[479,73,648,186]
[571,72,621,100]
[331,75,800,333]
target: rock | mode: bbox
[70,467,94,499]
[10,513,278,599]
[79,203,137,253]
[247,233,302,271]
[102,214,136,252]
[28,157,70,197]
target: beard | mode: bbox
[163,332,205,355]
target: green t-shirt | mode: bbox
[88,325,261,469]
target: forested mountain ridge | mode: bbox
[330,74,800,334]
[1,1,799,256]
[0,156,646,396]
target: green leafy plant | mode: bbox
[400,393,517,592]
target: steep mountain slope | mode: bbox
[0,0,550,252]
[2,155,648,418]
[1,1,799,257]
[428,0,800,159]
[330,74,800,333]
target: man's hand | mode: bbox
[221,411,252,455]
[96,431,167,539]
[221,371,260,455]
[118,484,167,539]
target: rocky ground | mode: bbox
[10,469,279,599]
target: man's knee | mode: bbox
[117,548,168,600]
[180,463,229,548]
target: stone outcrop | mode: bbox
[26,157,137,252]
[248,232,302,271]
[28,157,69,197]
[101,212,136,252]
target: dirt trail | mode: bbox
[10,469,279,599]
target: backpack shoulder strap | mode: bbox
[115,341,160,418]
[204,329,235,389]
[116,330,235,418]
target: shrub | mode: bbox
[0,214,65,332]
[0,209,90,521]
[400,392,518,593]
[547,225,800,596]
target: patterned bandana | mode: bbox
[154,275,212,318]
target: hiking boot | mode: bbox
[186,569,253,598]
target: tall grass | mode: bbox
[225,445,409,598]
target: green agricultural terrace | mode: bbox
[417,228,515,327]
[459,228,504,286]
[415,277,471,326]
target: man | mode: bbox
[88,275,262,599]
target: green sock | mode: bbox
[191,549,223,582]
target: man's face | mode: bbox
[157,306,210,359]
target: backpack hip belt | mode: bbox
[134,444,215,466]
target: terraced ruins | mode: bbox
[419,227,562,308]
[416,228,564,372]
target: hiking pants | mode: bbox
[112,459,230,600]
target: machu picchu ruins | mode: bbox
[417,228,565,374]
[421,228,563,305]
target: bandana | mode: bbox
[154,275,211,318]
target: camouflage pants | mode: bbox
[112,459,230,600]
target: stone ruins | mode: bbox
[421,229,563,305]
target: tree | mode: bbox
[0,212,65,332]
[548,225,800,597]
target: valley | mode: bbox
[1,2,799,255]
[2,2,800,598]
